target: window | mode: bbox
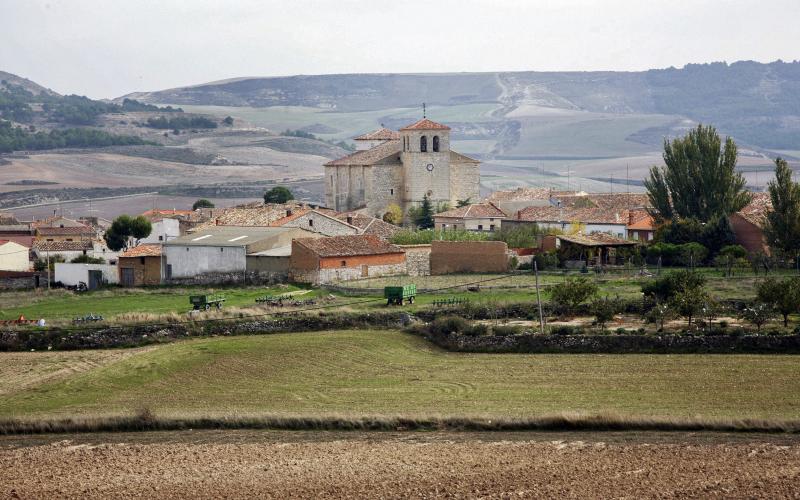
[159,235,163,241]
[309,219,314,227]
[221,247,224,252]
[420,136,427,152]
[432,135,440,152]
[340,260,347,267]
[477,224,483,230]
[66,238,73,242]
[140,257,145,265]
[390,188,394,195]
[490,225,495,231]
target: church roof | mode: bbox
[353,128,400,141]
[399,118,451,131]
[324,140,401,166]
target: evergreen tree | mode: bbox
[645,124,750,222]
[414,195,435,229]
[764,157,800,255]
[104,215,152,251]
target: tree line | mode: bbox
[0,120,154,153]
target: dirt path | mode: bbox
[2,431,799,498]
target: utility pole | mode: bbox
[610,174,614,194]
[626,164,630,194]
[534,261,545,334]
[46,251,51,290]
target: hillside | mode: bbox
[125,61,800,150]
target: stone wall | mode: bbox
[366,164,404,219]
[166,270,287,286]
[449,161,480,206]
[0,272,48,290]
[315,262,406,285]
[399,245,431,276]
[428,332,800,354]
[283,212,359,236]
[430,241,509,274]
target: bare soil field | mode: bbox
[1,430,799,498]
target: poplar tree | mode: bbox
[645,124,750,222]
[764,157,800,255]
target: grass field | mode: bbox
[2,330,798,420]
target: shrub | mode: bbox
[590,296,623,328]
[550,277,598,314]
[491,324,521,336]
[642,270,706,302]
[464,323,489,337]
[549,325,584,336]
[70,254,105,264]
[430,316,469,336]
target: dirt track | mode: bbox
[2,431,800,498]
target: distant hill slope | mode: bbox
[0,70,58,96]
[124,61,800,149]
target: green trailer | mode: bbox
[384,284,416,305]
[189,294,225,311]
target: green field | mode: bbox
[1,330,798,420]
[0,271,785,323]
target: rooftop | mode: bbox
[353,127,400,141]
[435,203,507,219]
[736,192,771,228]
[324,140,401,167]
[334,213,401,240]
[36,226,95,236]
[166,226,298,247]
[141,209,194,218]
[399,118,451,131]
[516,206,629,225]
[558,233,638,247]
[33,240,93,252]
[191,202,311,231]
[294,234,403,258]
[119,244,162,258]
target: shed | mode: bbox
[290,234,406,284]
[554,233,638,267]
[118,244,163,286]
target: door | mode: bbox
[361,264,369,277]
[87,270,103,290]
[121,267,135,287]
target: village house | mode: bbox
[730,192,771,255]
[324,119,480,219]
[118,244,163,286]
[0,223,34,248]
[627,210,657,241]
[505,206,631,238]
[270,208,360,236]
[163,225,317,283]
[434,203,507,232]
[290,234,406,285]
[0,240,31,271]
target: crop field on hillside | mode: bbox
[2,330,798,420]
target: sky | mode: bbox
[1,0,799,99]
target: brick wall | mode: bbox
[730,213,769,255]
[430,241,509,274]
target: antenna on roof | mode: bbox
[423,102,426,119]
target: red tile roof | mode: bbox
[399,118,451,131]
[354,128,400,141]
[33,240,93,252]
[324,140,402,167]
[334,213,401,240]
[627,210,656,231]
[736,192,771,228]
[516,206,629,225]
[294,234,403,258]
[36,226,94,236]
[436,203,507,219]
[119,244,162,258]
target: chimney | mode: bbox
[346,216,353,225]
[628,211,635,226]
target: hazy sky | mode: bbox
[1,0,799,99]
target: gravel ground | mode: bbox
[2,431,799,498]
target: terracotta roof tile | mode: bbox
[627,210,656,230]
[192,202,311,231]
[354,128,400,141]
[33,240,93,252]
[399,118,451,131]
[294,234,403,258]
[558,233,637,247]
[516,206,629,225]
[36,226,94,236]
[324,140,402,167]
[436,203,507,219]
[119,244,162,258]
[334,213,401,239]
[736,192,771,228]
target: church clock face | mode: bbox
[426,163,434,172]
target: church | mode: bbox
[324,118,480,220]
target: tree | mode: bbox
[642,269,706,302]
[739,302,775,332]
[223,116,234,125]
[715,244,747,277]
[456,198,472,208]
[757,277,800,327]
[382,204,403,225]
[550,277,598,314]
[670,286,709,327]
[764,157,800,256]
[644,124,750,222]
[591,296,623,329]
[104,215,152,251]
[413,194,435,229]
[192,198,215,210]
[264,186,294,204]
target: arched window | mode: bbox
[420,136,427,152]
[432,136,440,152]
